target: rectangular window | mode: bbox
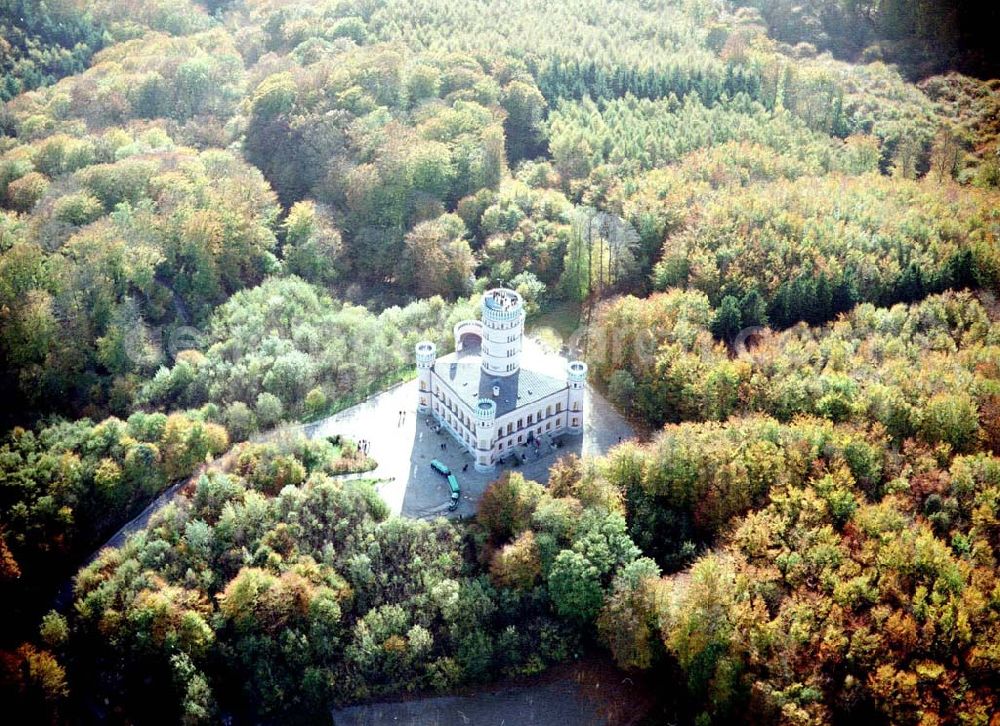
[517,418,523,429]
[507,423,513,435]
[546,422,551,431]
[556,417,561,427]
[499,442,503,451]
[556,402,563,413]
[518,435,523,443]
[527,414,533,425]
[546,405,552,417]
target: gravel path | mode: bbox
[52,467,205,610]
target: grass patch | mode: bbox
[528,300,582,349]
[324,434,379,475]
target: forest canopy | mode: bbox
[0,0,998,723]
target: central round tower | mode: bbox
[480,288,525,377]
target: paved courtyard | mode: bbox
[307,337,636,519]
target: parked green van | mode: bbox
[430,460,460,510]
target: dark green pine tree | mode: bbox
[739,289,769,328]
[943,249,976,291]
[789,274,819,325]
[768,283,791,329]
[832,270,859,314]
[813,273,833,324]
[711,295,743,342]
[894,263,925,303]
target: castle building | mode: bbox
[416,288,586,473]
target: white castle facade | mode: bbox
[416,288,586,473]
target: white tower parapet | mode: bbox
[474,397,497,473]
[415,341,436,414]
[566,360,587,434]
[480,288,525,378]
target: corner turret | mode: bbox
[473,397,497,473]
[415,341,436,414]
[566,360,586,434]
